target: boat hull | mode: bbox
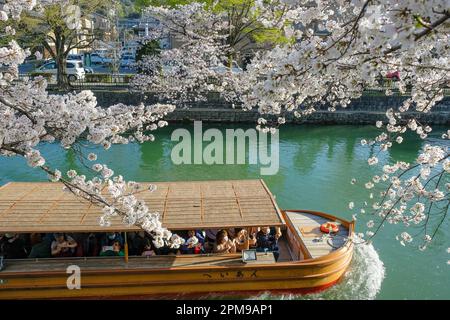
[0,209,354,299]
[0,245,352,299]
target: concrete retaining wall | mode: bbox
[79,90,450,125]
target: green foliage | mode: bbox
[134,0,199,9]
[118,0,140,18]
[136,0,295,49]
[136,40,161,62]
[85,73,113,82]
[123,74,135,83]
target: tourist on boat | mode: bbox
[213,230,236,254]
[82,233,100,257]
[0,233,27,259]
[205,229,219,243]
[256,227,281,260]
[141,238,156,257]
[181,230,203,254]
[99,232,124,255]
[195,230,206,244]
[51,233,78,257]
[168,234,185,255]
[233,229,257,252]
[128,231,147,256]
[100,240,124,256]
[256,227,280,249]
[28,233,52,259]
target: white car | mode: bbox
[34,60,86,81]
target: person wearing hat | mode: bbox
[0,233,27,259]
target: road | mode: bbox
[19,62,136,75]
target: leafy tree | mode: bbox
[17,0,112,89]
[136,39,161,62]
[141,0,295,65]
[135,0,197,9]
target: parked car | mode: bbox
[67,54,92,73]
[33,60,86,81]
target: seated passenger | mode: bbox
[141,238,155,257]
[129,231,146,256]
[256,226,281,260]
[234,229,257,252]
[100,232,124,255]
[181,230,203,254]
[168,234,185,255]
[213,230,236,254]
[205,229,219,243]
[84,233,100,257]
[51,233,78,257]
[195,230,206,245]
[100,240,124,256]
[28,233,52,258]
[226,228,235,238]
[0,233,27,259]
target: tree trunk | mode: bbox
[56,54,69,89]
[54,28,70,90]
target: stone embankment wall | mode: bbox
[85,91,450,125]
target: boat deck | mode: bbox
[284,211,349,259]
[1,252,280,274]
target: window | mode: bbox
[66,63,75,68]
[43,63,56,70]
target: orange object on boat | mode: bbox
[320,222,339,233]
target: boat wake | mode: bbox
[252,241,385,300]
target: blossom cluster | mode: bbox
[1,0,176,246]
[136,0,449,250]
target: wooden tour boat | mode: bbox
[0,180,354,299]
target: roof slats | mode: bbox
[0,180,284,232]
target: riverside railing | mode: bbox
[17,73,134,91]
[17,73,450,96]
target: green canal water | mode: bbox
[0,124,448,300]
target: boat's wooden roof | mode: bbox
[0,180,284,233]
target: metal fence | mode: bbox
[18,73,134,91]
[17,73,450,95]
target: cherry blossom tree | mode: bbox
[0,0,180,248]
[2,0,449,254]
[132,0,302,106]
[135,0,449,251]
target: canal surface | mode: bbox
[0,124,448,299]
